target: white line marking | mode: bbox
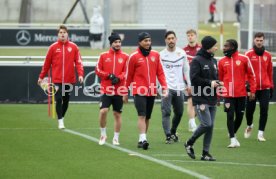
[64,129,210,179]
[151,154,188,157]
[167,160,276,167]
[0,128,99,130]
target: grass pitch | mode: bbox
[1,103,276,178]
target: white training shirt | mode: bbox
[160,47,191,90]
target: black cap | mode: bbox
[138,32,151,42]
[108,32,121,45]
[201,36,217,50]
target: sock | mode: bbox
[114,132,119,140]
[139,133,147,142]
[230,137,236,143]
[258,130,264,136]
[202,150,208,155]
[100,128,106,137]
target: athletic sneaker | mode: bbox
[99,136,107,145]
[165,136,172,144]
[201,153,216,161]
[58,119,65,129]
[184,142,195,159]
[257,135,266,142]
[227,138,240,148]
[112,138,120,145]
[142,140,149,150]
[137,141,143,148]
[171,134,179,142]
[244,126,253,138]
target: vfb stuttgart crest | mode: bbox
[151,57,155,62]
[236,60,241,66]
[118,58,123,63]
[68,47,72,52]
[263,56,267,61]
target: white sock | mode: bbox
[248,124,253,128]
[139,133,147,142]
[114,132,120,140]
[100,128,106,137]
[258,130,264,136]
[190,118,196,126]
[58,118,64,123]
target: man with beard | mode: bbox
[184,36,222,161]
[218,39,256,148]
[124,32,168,150]
[244,32,273,142]
[95,32,129,146]
[160,31,191,144]
[183,29,201,132]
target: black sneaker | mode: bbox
[165,136,172,144]
[142,140,149,150]
[137,141,143,148]
[184,142,195,159]
[171,134,179,142]
[201,153,216,161]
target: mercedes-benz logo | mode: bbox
[16,30,31,46]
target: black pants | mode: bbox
[246,89,270,131]
[55,84,71,119]
[224,97,246,138]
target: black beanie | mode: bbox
[201,36,217,50]
[108,32,121,45]
[138,32,151,42]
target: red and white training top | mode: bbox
[218,51,256,97]
[95,48,129,95]
[245,48,274,90]
[183,43,201,65]
[39,40,84,83]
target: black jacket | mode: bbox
[190,48,218,106]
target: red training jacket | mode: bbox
[126,48,167,96]
[218,51,256,97]
[95,48,129,95]
[183,43,201,65]
[245,49,274,90]
[39,40,84,83]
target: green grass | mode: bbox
[1,103,276,178]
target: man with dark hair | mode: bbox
[95,32,129,145]
[124,32,168,150]
[38,25,84,129]
[160,31,191,144]
[183,29,201,132]
[244,32,273,142]
[218,39,256,148]
[184,36,222,161]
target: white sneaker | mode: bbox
[244,126,253,138]
[99,136,107,145]
[112,138,120,145]
[58,118,65,129]
[227,138,239,148]
[235,138,240,147]
[257,135,266,142]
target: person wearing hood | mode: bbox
[218,39,256,148]
[95,32,129,146]
[244,32,273,142]
[124,32,168,150]
[184,36,222,161]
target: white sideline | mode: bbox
[64,129,210,179]
[167,160,276,168]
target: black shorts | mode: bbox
[134,95,155,120]
[100,94,123,113]
[89,33,102,41]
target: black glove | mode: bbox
[270,88,273,99]
[111,77,120,85]
[245,81,250,92]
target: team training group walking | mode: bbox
[38,25,274,161]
